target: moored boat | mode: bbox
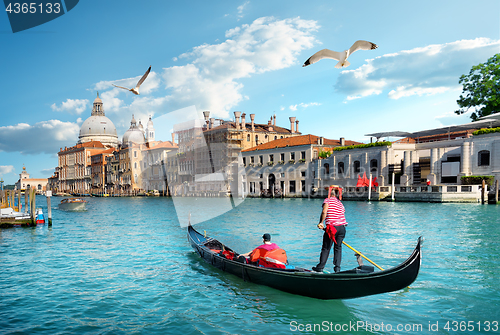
[188,225,422,300]
[59,198,87,211]
[35,208,45,224]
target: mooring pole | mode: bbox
[46,191,52,226]
[24,189,28,213]
[495,179,499,204]
[391,172,395,201]
[481,179,486,205]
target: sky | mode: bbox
[0,0,499,185]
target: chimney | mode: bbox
[295,120,299,133]
[273,114,276,126]
[250,114,255,131]
[320,137,324,145]
[203,111,210,128]
[267,120,273,132]
[289,117,296,133]
[209,118,214,129]
[171,133,175,144]
[340,137,345,146]
[234,111,241,130]
[241,113,246,129]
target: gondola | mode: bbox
[188,225,422,300]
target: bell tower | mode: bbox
[91,92,105,116]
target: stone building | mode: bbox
[57,94,119,194]
[140,140,178,195]
[172,111,303,197]
[312,116,500,201]
[242,135,361,197]
[78,93,120,147]
[15,166,48,193]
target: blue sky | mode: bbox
[0,0,499,185]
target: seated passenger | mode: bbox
[241,233,288,268]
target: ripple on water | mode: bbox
[0,197,499,334]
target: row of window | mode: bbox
[243,151,307,165]
[247,134,284,143]
[248,180,306,193]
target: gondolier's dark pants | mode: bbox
[315,224,346,273]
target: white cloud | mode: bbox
[0,165,15,176]
[289,102,321,111]
[0,120,80,155]
[163,16,319,118]
[237,1,250,19]
[335,38,500,101]
[51,98,89,115]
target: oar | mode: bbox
[342,241,384,271]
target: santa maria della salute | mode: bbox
[54,93,166,196]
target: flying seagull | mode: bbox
[303,41,378,69]
[112,66,151,95]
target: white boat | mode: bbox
[59,198,87,211]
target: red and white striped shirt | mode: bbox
[323,197,348,226]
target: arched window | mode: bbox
[255,135,259,143]
[324,163,330,175]
[478,150,490,166]
[370,159,378,173]
[338,162,344,175]
[353,161,361,173]
[247,134,250,141]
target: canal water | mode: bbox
[0,196,498,334]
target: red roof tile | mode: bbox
[242,134,361,152]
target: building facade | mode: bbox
[15,166,48,193]
[242,135,361,197]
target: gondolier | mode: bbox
[312,185,347,273]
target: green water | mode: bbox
[0,196,498,334]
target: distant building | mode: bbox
[172,111,303,197]
[141,140,178,194]
[78,93,120,147]
[15,166,48,193]
[242,135,361,197]
[312,117,500,201]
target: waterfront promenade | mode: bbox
[0,196,498,334]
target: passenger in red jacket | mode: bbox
[241,233,287,268]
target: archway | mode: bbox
[268,173,276,196]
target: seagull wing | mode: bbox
[135,66,151,88]
[303,49,342,67]
[112,84,131,91]
[348,40,378,54]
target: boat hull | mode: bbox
[188,225,421,300]
[59,202,86,211]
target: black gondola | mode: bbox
[188,225,422,300]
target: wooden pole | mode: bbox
[47,195,52,226]
[24,189,28,213]
[391,172,395,201]
[17,189,21,212]
[495,179,499,204]
[481,179,486,205]
[31,188,36,224]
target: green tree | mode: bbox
[455,54,500,121]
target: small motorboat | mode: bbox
[59,198,87,211]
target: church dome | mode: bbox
[122,114,145,146]
[78,93,119,147]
